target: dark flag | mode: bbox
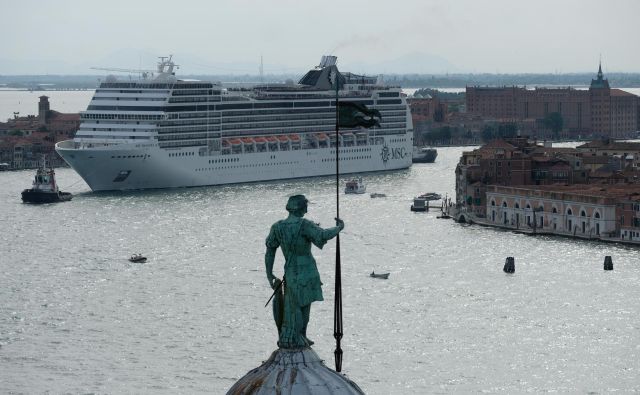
[337,101,382,128]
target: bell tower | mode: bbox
[38,95,50,126]
[589,61,611,137]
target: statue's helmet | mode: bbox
[286,195,308,213]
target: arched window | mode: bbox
[567,208,573,216]
[515,202,520,209]
[502,201,507,207]
[491,200,496,206]
[595,212,600,219]
[526,204,531,209]
[552,207,558,213]
[581,210,586,217]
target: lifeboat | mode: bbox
[314,133,328,141]
[266,136,278,142]
[277,135,289,142]
[288,134,301,141]
[241,137,255,144]
[254,136,267,144]
[229,139,242,145]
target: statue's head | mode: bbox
[286,195,308,216]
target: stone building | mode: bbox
[485,184,640,243]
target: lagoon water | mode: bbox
[1,145,640,393]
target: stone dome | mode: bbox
[227,348,364,395]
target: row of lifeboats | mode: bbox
[221,132,367,146]
[223,134,300,146]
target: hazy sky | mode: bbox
[1,0,639,75]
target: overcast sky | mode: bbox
[1,0,638,75]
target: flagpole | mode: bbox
[333,70,343,373]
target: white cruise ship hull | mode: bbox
[56,135,412,191]
[56,55,415,191]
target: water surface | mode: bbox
[1,147,639,393]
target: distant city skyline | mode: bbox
[2,0,639,75]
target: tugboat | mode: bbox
[412,146,438,163]
[344,178,366,194]
[21,157,72,204]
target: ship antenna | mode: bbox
[259,55,264,83]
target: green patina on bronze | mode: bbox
[265,195,344,348]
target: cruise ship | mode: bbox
[55,55,413,191]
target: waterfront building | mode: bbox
[466,63,640,138]
[0,96,79,169]
[485,184,640,243]
[0,132,55,169]
[619,195,640,242]
[455,138,584,218]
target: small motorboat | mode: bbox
[345,178,366,194]
[418,192,442,201]
[370,193,386,198]
[370,271,390,279]
[129,254,147,263]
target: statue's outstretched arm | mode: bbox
[321,218,344,240]
[306,218,344,247]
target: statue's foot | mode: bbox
[304,336,315,346]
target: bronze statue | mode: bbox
[265,195,344,348]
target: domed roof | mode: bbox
[227,348,364,395]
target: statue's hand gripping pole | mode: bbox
[264,277,285,308]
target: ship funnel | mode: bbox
[319,55,337,68]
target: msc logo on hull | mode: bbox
[380,144,408,163]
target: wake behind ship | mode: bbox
[55,55,413,191]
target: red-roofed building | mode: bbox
[0,96,79,169]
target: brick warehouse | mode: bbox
[466,63,640,138]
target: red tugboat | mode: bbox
[21,157,72,204]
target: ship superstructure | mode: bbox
[56,55,413,191]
